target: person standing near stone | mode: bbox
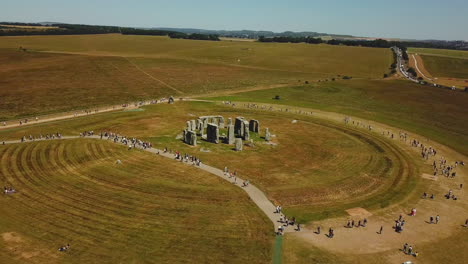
[435,215,439,224]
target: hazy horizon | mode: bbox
[1,0,467,41]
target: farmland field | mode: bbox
[0,34,393,119]
[0,34,392,79]
[408,47,468,59]
[0,48,317,120]
[419,55,468,79]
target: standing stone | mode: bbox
[218,116,225,129]
[227,118,232,126]
[206,123,219,144]
[190,120,196,131]
[249,120,260,133]
[243,120,250,140]
[234,138,243,151]
[265,128,271,141]
[186,121,192,131]
[226,124,235,144]
[198,122,205,137]
[234,117,244,136]
[189,131,197,146]
[203,118,209,129]
[184,130,197,146]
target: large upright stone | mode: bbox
[227,118,232,126]
[198,122,205,137]
[234,117,244,136]
[184,130,197,146]
[243,120,250,140]
[226,124,235,144]
[190,120,196,131]
[206,123,219,144]
[265,128,271,141]
[249,120,260,133]
[234,138,243,151]
[218,116,225,129]
[186,121,192,131]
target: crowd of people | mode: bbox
[346,218,368,228]
[58,244,70,252]
[3,186,16,194]
[402,243,419,257]
[20,132,62,142]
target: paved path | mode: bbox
[2,135,290,233]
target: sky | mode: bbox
[1,0,467,40]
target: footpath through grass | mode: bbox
[0,139,273,263]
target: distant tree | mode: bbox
[274,95,281,100]
[407,67,417,77]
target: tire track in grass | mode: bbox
[123,56,183,95]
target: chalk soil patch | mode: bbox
[345,207,372,217]
[421,173,438,181]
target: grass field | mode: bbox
[0,48,320,120]
[0,101,417,223]
[205,79,468,157]
[408,47,468,59]
[0,139,272,263]
[0,34,392,79]
[0,34,393,119]
[419,55,468,79]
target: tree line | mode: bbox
[258,36,468,51]
[0,22,220,41]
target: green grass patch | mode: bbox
[420,55,468,79]
[204,79,468,157]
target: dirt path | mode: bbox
[412,54,433,81]
[0,104,138,131]
[410,54,468,88]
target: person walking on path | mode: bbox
[379,226,383,234]
[436,215,440,224]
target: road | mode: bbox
[391,46,419,83]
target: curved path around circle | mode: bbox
[2,99,467,262]
[2,135,290,233]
